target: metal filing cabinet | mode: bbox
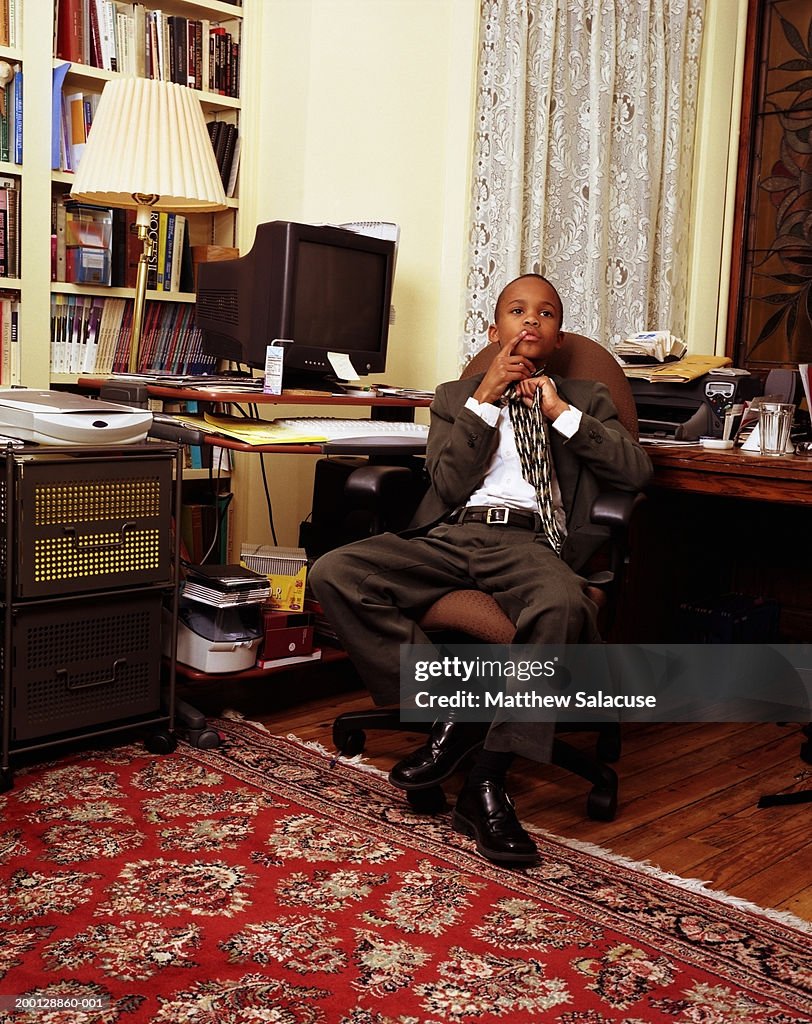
[0,442,182,790]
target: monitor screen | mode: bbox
[195,221,397,388]
[292,241,389,354]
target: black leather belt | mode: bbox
[449,506,541,531]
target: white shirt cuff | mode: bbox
[464,395,501,427]
[552,406,582,438]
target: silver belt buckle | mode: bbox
[485,507,509,525]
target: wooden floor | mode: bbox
[188,673,812,923]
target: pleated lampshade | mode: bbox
[70,77,227,212]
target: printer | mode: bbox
[630,371,762,440]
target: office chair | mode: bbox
[330,332,645,820]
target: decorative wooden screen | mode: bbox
[727,0,812,369]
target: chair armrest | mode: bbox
[590,490,646,531]
[586,491,646,606]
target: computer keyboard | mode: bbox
[274,417,429,441]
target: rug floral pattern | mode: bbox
[0,719,809,1023]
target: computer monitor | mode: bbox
[195,220,396,390]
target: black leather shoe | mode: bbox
[389,721,486,791]
[452,780,539,865]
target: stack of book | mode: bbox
[207,120,240,198]
[182,563,270,607]
[54,2,241,99]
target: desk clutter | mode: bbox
[629,361,811,450]
[167,550,318,674]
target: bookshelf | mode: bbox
[10,0,247,389]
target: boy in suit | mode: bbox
[310,274,652,865]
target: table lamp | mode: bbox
[70,77,227,373]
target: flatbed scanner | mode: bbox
[630,372,762,440]
[0,389,153,445]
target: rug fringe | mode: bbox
[278,729,811,935]
[284,734,392,780]
[220,709,270,733]
[533,829,812,934]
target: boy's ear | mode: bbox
[554,329,564,348]
[487,322,500,345]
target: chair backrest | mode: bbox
[461,332,639,439]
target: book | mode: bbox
[11,63,21,164]
[256,649,322,671]
[186,563,269,588]
[56,0,85,63]
[181,582,270,607]
[66,91,87,168]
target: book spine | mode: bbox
[56,0,85,63]
[146,210,159,290]
[12,64,21,164]
[88,0,103,67]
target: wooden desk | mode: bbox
[648,445,812,506]
[141,385,432,412]
[625,444,812,641]
[78,380,432,455]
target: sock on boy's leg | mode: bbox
[466,749,515,786]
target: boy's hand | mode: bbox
[473,333,536,405]
[515,374,570,421]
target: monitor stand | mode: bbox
[280,370,350,394]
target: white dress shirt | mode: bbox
[463,394,582,536]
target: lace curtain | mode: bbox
[462,0,705,366]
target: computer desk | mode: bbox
[626,444,812,642]
[78,377,812,643]
[80,381,433,454]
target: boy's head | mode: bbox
[488,274,564,370]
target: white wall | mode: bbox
[233,0,480,549]
[686,0,749,356]
[232,0,747,551]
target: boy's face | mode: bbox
[487,277,564,369]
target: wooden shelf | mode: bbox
[51,283,197,303]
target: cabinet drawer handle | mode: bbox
[58,658,127,691]
[61,523,136,552]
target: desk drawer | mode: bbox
[2,591,162,742]
[2,456,172,598]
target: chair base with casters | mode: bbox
[332,706,620,821]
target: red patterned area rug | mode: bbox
[1,717,810,1024]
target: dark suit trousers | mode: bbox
[309,521,600,763]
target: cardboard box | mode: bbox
[241,545,308,611]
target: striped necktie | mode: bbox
[504,371,564,555]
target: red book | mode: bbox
[55,0,85,64]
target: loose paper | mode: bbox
[328,352,359,381]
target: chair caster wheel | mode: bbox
[0,767,12,793]
[333,726,366,756]
[187,728,221,750]
[406,786,447,814]
[145,730,178,755]
[587,786,617,821]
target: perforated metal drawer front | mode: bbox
[5,456,173,597]
[3,592,162,742]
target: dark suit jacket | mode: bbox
[408,373,653,572]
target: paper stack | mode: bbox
[614,331,687,365]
